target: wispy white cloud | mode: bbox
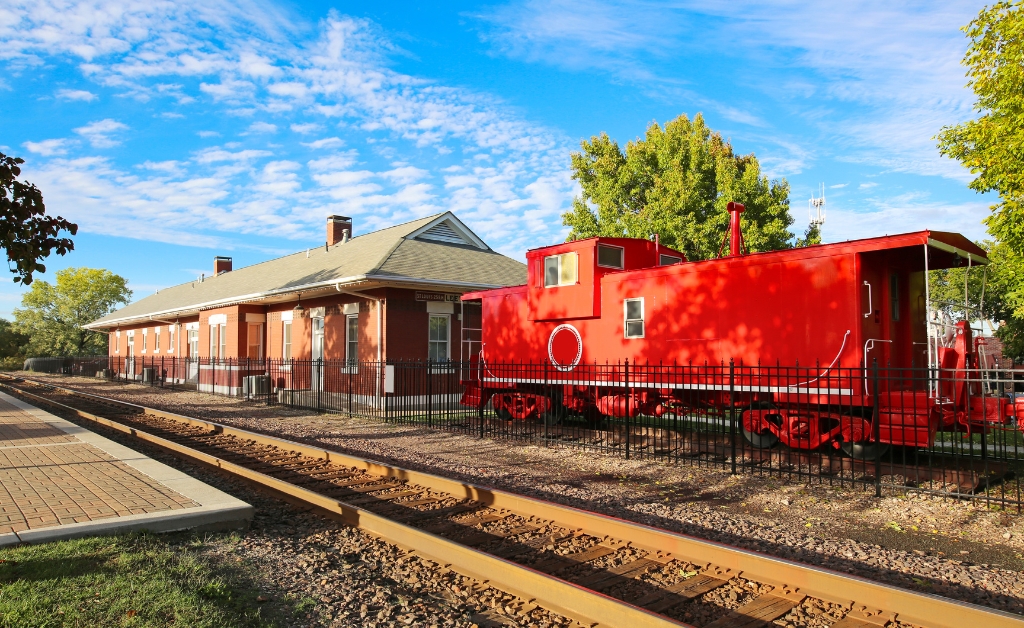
[824,195,991,243]
[23,138,70,156]
[302,137,344,149]
[74,118,128,147]
[55,88,97,101]
[859,182,878,189]
[2,2,574,257]
[830,183,848,189]
[244,121,277,134]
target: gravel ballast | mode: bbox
[21,373,1024,619]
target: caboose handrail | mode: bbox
[791,329,850,387]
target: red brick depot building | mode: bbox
[86,213,525,394]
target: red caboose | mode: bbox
[461,204,1003,457]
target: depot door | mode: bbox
[126,335,135,378]
[187,329,199,381]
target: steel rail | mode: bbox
[5,375,1024,628]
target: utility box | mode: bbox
[243,375,270,398]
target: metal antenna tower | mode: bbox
[809,183,826,229]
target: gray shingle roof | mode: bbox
[87,212,526,329]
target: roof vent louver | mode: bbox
[418,220,467,245]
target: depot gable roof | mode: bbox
[87,212,526,329]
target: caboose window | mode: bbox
[659,254,682,266]
[544,253,577,287]
[597,244,624,269]
[624,298,645,338]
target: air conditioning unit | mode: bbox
[142,368,156,383]
[243,375,270,398]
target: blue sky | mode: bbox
[0,0,993,318]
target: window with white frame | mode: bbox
[209,325,217,359]
[141,329,148,353]
[282,321,292,360]
[167,326,174,353]
[597,244,624,269]
[219,323,227,359]
[154,327,161,353]
[624,298,645,338]
[115,330,120,354]
[345,315,358,366]
[543,252,578,287]
[428,315,449,362]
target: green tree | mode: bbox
[0,318,28,368]
[0,152,77,285]
[562,113,795,261]
[936,1,1024,256]
[13,268,131,356]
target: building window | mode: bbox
[890,274,900,322]
[282,321,292,360]
[142,329,148,353]
[154,328,161,353]
[346,315,358,366]
[544,253,577,287]
[246,323,262,359]
[209,326,217,359]
[188,329,198,357]
[219,323,227,359]
[597,244,624,269]
[660,254,682,266]
[167,326,174,353]
[428,315,449,361]
[115,331,119,354]
[624,298,645,338]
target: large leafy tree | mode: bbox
[936,1,1024,256]
[13,267,131,356]
[0,152,77,285]
[562,113,797,261]
[0,318,28,364]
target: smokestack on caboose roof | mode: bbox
[214,256,232,275]
[728,202,745,257]
[327,215,352,247]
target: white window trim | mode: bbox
[596,243,625,269]
[624,297,645,339]
[167,325,174,354]
[141,329,148,353]
[428,313,452,369]
[218,323,227,360]
[282,320,293,362]
[543,252,579,288]
[154,327,161,354]
[115,330,120,354]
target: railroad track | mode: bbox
[2,374,1021,628]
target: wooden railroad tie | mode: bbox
[703,585,805,628]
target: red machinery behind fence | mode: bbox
[460,202,1021,456]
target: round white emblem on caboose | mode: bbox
[548,324,583,372]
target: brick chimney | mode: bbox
[327,215,352,246]
[214,256,232,275]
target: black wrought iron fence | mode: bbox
[19,355,1024,508]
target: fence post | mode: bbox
[478,370,485,439]
[623,359,631,460]
[348,362,353,418]
[729,358,737,475]
[872,358,882,498]
[427,359,433,429]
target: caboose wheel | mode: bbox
[742,428,779,449]
[494,406,513,421]
[839,441,890,461]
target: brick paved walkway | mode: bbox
[0,396,199,535]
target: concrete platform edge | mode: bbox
[0,390,254,545]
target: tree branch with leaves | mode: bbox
[0,152,77,285]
